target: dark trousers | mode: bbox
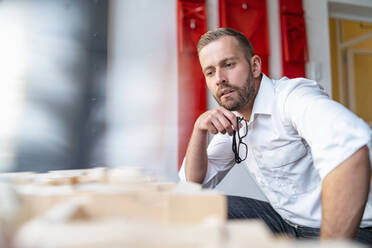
[227,195,372,246]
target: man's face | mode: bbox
[199,36,255,111]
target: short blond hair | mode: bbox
[197,28,255,61]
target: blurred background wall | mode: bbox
[106,0,178,181]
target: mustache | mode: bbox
[216,83,240,98]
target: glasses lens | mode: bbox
[239,143,248,161]
[238,124,247,138]
[237,117,248,138]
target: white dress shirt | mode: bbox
[179,74,372,228]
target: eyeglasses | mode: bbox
[232,116,248,163]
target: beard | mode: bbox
[213,73,256,111]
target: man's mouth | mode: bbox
[219,88,235,99]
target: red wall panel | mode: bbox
[219,0,270,75]
[280,0,308,78]
[177,0,207,169]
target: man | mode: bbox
[179,28,372,244]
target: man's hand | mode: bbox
[185,107,238,183]
[321,145,371,239]
[195,106,239,136]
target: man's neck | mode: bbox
[238,74,262,121]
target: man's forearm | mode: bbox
[321,145,371,239]
[184,126,209,184]
[184,107,238,184]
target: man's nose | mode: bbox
[215,68,227,86]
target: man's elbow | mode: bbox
[323,145,371,196]
[336,145,370,176]
[185,172,205,184]
[354,145,371,175]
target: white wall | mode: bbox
[268,0,282,80]
[302,0,372,98]
[304,0,333,95]
[329,0,372,23]
[106,0,178,181]
[206,0,220,111]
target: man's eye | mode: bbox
[226,62,234,67]
[206,71,214,76]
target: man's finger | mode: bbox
[218,107,238,131]
[216,114,234,136]
[206,122,218,134]
[211,117,226,134]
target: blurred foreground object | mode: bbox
[0,0,107,173]
[0,167,366,248]
[0,182,21,248]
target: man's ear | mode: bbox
[250,55,262,78]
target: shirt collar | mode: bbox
[249,73,275,123]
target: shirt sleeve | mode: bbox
[280,78,372,180]
[178,132,236,188]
